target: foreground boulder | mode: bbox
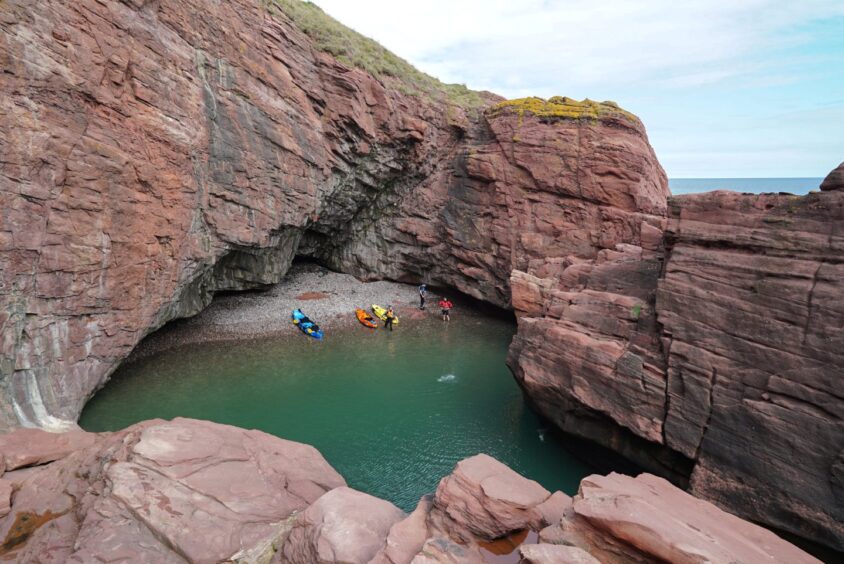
[431,453,551,540]
[0,418,344,562]
[538,473,820,564]
[279,487,404,564]
[0,422,821,562]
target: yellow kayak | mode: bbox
[371,304,399,325]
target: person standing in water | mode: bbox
[418,284,427,310]
[438,297,453,321]
[384,306,396,331]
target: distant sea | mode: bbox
[669,177,824,196]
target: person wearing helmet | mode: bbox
[418,283,427,310]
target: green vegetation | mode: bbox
[488,96,640,123]
[268,0,484,108]
[631,304,642,320]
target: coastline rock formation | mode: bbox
[0,0,666,432]
[508,184,844,549]
[1,0,841,552]
[0,419,820,563]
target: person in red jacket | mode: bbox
[438,297,453,321]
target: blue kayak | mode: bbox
[292,309,324,340]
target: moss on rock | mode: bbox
[488,96,640,123]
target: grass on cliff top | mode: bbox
[268,0,485,108]
[488,96,640,123]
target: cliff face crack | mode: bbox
[692,368,717,462]
[801,262,823,347]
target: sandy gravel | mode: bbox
[130,263,446,358]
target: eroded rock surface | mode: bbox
[821,161,844,191]
[0,418,344,562]
[0,0,666,434]
[0,427,97,471]
[0,423,821,563]
[508,181,844,549]
[539,472,821,564]
[0,0,482,430]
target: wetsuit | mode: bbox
[384,310,395,331]
[419,285,427,309]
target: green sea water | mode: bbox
[80,312,593,511]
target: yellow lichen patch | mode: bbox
[488,96,640,123]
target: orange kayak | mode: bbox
[355,308,378,329]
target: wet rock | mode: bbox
[279,486,404,564]
[0,428,98,470]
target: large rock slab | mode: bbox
[0,417,344,562]
[0,427,97,471]
[541,472,820,564]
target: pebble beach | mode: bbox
[127,263,446,360]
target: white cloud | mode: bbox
[309,0,844,176]
[311,0,844,96]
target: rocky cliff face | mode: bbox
[0,0,666,430]
[0,0,485,429]
[1,0,841,553]
[0,420,820,563]
[508,181,844,550]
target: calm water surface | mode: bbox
[80,313,593,511]
[669,177,823,195]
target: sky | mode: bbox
[312,0,844,178]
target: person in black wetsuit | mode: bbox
[418,284,427,310]
[384,306,396,331]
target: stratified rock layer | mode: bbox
[0,0,476,430]
[0,426,819,563]
[509,183,844,549]
[659,190,844,550]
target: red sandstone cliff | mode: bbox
[509,179,844,550]
[1,0,841,553]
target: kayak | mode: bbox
[371,304,399,325]
[292,309,324,340]
[355,308,378,329]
